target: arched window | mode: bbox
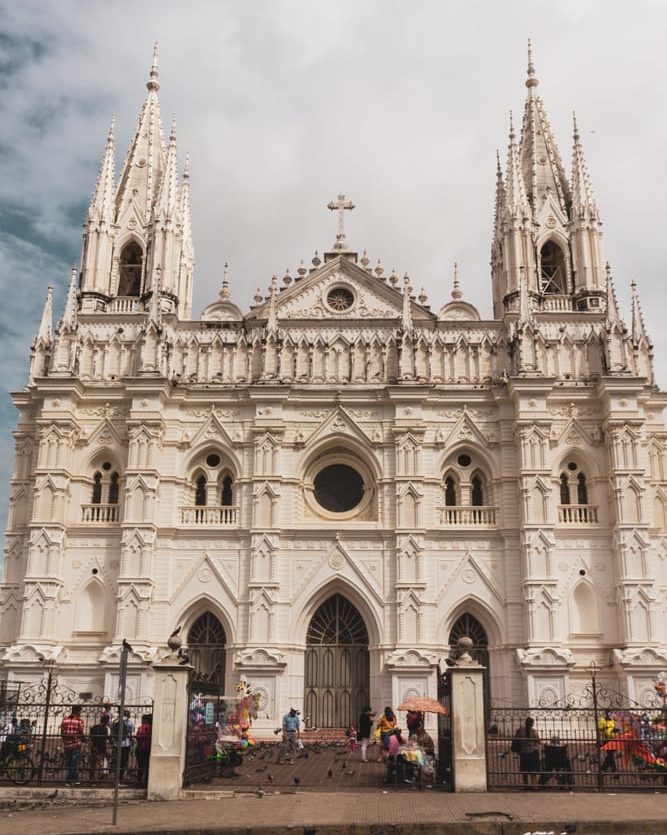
[117,242,143,297]
[91,471,103,504]
[108,472,119,504]
[560,473,570,505]
[445,476,457,506]
[188,612,226,684]
[577,472,588,505]
[471,475,484,506]
[221,474,233,506]
[195,475,207,506]
[540,241,567,294]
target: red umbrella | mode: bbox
[397,696,448,715]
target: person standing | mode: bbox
[513,716,540,789]
[60,705,85,785]
[374,707,396,762]
[112,709,135,782]
[278,707,300,764]
[358,706,375,763]
[135,714,152,785]
[89,714,110,781]
[598,710,618,776]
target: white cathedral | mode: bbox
[1,47,666,729]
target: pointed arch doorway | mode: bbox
[448,611,490,711]
[188,611,226,685]
[304,594,369,728]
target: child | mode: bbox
[346,725,358,752]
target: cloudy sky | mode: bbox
[1,0,666,540]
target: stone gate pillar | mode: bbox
[147,656,191,800]
[449,636,487,792]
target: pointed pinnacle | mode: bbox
[452,262,462,300]
[220,262,230,300]
[526,38,539,89]
[183,152,191,179]
[509,111,516,141]
[147,42,160,92]
[169,116,177,142]
[572,110,580,140]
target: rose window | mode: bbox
[326,287,354,311]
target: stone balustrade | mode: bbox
[81,503,120,523]
[180,505,239,525]
[558,503,599,524]
[438,505,497,526]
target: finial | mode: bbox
[509,111,516,142]
[374,259,384,278]
[572,111,580,141]
[253,287,263,305]
[311,251,321,268]
[169,116,177,142]
[418,287,428,305]
[107,115,115,143]
[389,269,398,286]
[183,152,190,179]
[526,38,539,89]
[219,262,230,300]
[360,250,370,269]
[282,268,292,286]
[496,149,502,177]
[327,194,355,251]
[147,42,160,92]
[452,262,462,300]
[297,258,307,278]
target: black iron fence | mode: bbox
[0,679,152,786]
[488,702,666,791]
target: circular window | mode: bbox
[102,461,111,471]
[314,464,364,512]
[457,454,472,468]
[326,286,354,312]
[567,461,578,471]
[206,453,221,468]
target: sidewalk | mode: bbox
[1,789,666,835]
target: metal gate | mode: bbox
[487,675,667,792]
[436,664,454,790]
[183,680,221,785]
[304,594,369,728]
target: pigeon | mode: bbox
[267,774,273,782]
[46,789,58,801]
[255,787,264,798]
[327,769,333,778]
[293,776,300,785]
[169,625,181,638]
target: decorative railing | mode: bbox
[540,295,575,312]
[80,503,120,523]
[181,505,239,526]
[438,505,497,526]
[558,503,598,524]
[109,296,142,313]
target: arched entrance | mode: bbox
[304,593,369,728]
[188,611,226,685]
[448,612,490,710]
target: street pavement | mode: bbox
[1,789,666,834]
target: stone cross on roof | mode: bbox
[327,194,355,252]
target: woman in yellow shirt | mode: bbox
[374,707,396,762]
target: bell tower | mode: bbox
[491,43,605,318]
[78,45,193,318]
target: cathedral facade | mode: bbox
[1,48,666,729]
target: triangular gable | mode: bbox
[172,552,239,607]
[83,416,126,447]
[443,551,505,606]
[188,409,235,448]
[443,408,490,449]
[292,539,383,605]
[246,256,435,323]
[555,416,593,448]
[305,405,372,449]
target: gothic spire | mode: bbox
[36,285,53,343]
[571,112,598,218]
[519,40,570,215]
[493,150,506,235]
[505,111,530,218]
[179,153,193,258]
[518,264,532,325]
[155,117,179,219]
[451,262,462,300]
[267,275,278,332]
[115,44,166,224]
[605,263,622,327]
[148,266,162,329]
[631,280,650,344]
[402,273,413,331]
[87,117,115,224]
[59,267,79,332]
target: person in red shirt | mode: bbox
[60,705,85,784]
[135,714,152,785]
